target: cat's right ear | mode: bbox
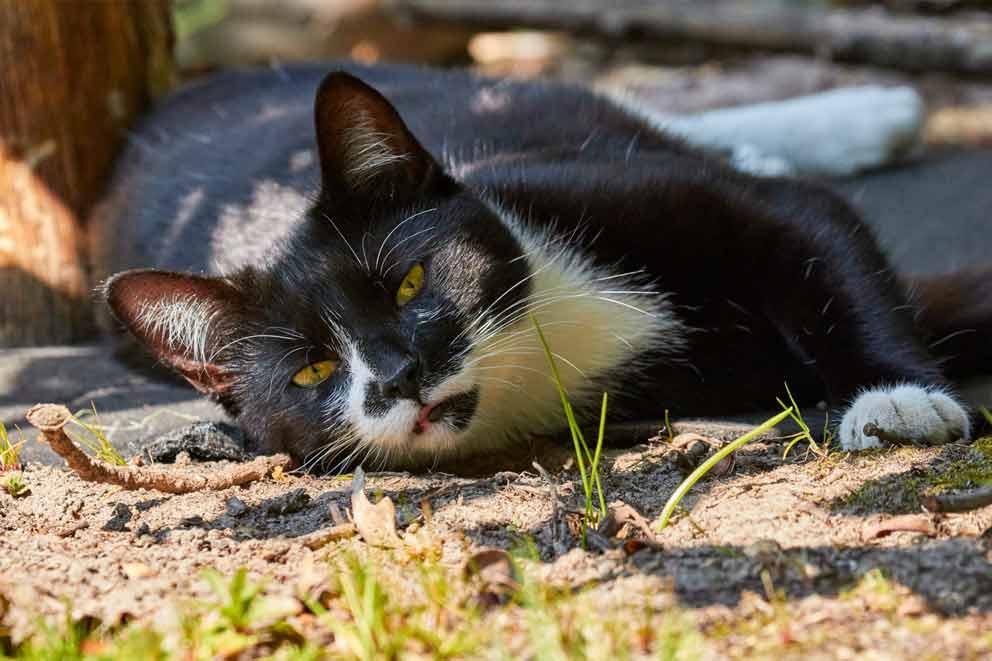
[313,71,449,202]
[104,270,244,396]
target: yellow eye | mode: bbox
[395,263,425,307]
[291,360,338,388]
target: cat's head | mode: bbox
[105,72,531,471]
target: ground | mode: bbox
[1,406,991,658]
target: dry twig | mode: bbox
[923,486,992,513]
[26,403,290,494]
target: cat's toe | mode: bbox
[838,384,970,451]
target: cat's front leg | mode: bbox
[749,183,972,450]
[838,384,970,450]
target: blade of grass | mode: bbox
[980,405,992,427]
[531,315,593,518]
[656,407,793,531]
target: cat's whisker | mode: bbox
[321,212,367,272]
[379,226,436,276]
[375,207,437,272]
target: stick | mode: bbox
[26,403,290,494]
[923,486,992,513]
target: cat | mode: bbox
[92,62,992,472]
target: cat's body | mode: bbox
[95,62,992,471]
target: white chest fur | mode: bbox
[457,206,688,453]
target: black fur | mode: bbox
[97,62,991,468]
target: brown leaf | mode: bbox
[599,500,663,551]
[350,466,401,548]
[463,549,520,606]
[864,514,936,539]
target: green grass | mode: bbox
[777,383,833,460]
[531,315,608,531]
[0,423,24,472]
[66,405,126,466]
[656,407,794,531]
[981,405,992,427]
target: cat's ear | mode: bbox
[313,71,445,201]
[104,269,244,396]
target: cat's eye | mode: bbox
[395,263,425,307]
[291,360,338,388]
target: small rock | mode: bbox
[225,496,249,517]
[265,489,311,516]
[143,422,247,463]
[102,503,133,532]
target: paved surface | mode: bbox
[2,148,990,465]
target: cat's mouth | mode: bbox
[412,387,480,435]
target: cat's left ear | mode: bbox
[313,71,448,201]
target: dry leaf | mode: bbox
[463,549,520,607]
[350,466,401,548]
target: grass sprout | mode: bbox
[67,404,126,466]
[3,472,28,498]
[777,383,833,459]
[0,421,25,471]
[980,405,992,427]
[656,407,794,531]
[531,314,608,529]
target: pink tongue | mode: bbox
[417,404,435,428]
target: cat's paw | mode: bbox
[838,384,970,451]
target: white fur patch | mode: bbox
[340,108,409,191]
[136,295,217,364]
[451,203,688,456]
[839,383,971,450]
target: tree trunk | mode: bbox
[0,0,174,347]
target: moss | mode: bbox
[834,437,992,514]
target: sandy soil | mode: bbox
[2,423,990,658]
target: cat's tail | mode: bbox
[910,267,992,379]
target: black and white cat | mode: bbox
[94,62,992,471]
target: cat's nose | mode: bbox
[379,356,421,402]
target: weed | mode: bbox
[656,408,794,531]
[66,405,125,466]
[981,405,992,427]
[531,315,608,531]
[3,473,28,498]
[0,423,24,472]
[777,383,833,460]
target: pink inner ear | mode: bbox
[105,269,242,397]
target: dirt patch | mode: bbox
[1,425,991,657]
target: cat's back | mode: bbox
[89,62,661,284]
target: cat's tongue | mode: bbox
[415,401,445,433]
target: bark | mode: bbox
[0,0,174,346]
[392,0,992,74]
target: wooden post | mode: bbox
[0,0,174,346]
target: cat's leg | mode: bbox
[738,181,970,450]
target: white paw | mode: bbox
[839,384,971,451]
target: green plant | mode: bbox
[980,405,992,427]
[67,405,125,466]
[0,423,24,472]
[3,473,28,498]
[777,383,832,459]
[656,408,794,531]
[531,315,608,530]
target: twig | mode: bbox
[923,486,992,513]
[864,514,937,539]
[532,460,562,549]
[298,523,359,550]
[26,403,290,494]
